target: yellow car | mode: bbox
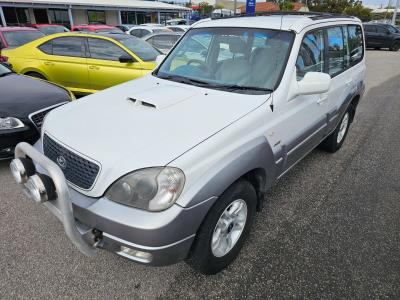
[2,32,159,95]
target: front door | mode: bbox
[86,37,144,91]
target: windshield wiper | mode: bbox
[158,74,212,87]
[221,85,273,93]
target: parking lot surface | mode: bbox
[1,51,400,299]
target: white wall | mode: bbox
[105,10,119,25]
[72,9,88,25]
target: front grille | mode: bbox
[43,134,100,190]
[30,103,66,131]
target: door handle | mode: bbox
[89,65,99,70]
[317,94,328,105]
[345,78,353,86]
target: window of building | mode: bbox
[88,38,129,61]
[48,9,70,27]
[121,11,137,24]
[326,26,346,76]
[3,7,31,26]
[347,25,364,66]
[87,10,106,24]
[296,30,325,80]
[52,37,84,57]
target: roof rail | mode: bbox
[211,11,355,21]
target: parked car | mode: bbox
[0,62,73,159]
[10,14,365,275]
[166,18,189,26]
[116,24,136,33]
[363,22,400,51]
[167,25,190,32]
[0,27,44,55]
[128,25,172,38]
[31,24,70,35]
[143,32,182,54]
[71,25,123,34]
[2,32,160,95]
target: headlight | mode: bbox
[105,167,185,211]
[0,117,24,130]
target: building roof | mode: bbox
[0,0,190,11]
[194,14,361,33]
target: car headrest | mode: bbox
[227,37,248,54]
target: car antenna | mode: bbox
[270,15,283,112]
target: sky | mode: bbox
[362,0,393,8]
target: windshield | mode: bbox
[156,27,294,94]
[0,64,12,76]
[117,36,160,61]
[39,26,68,35]
[3,31,45,47]
[388,25,400,33]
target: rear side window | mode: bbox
[347,25,364,66]
[38,41,53,54]
[52,37,84,57]
[296,30,325,80]
[88,38,130,61]
[326,27,346,76]
[363,25,376,33]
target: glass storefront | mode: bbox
[48,9,70,27]
[3,7,31,26]
[87,10,106,24]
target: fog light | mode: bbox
[118,246,153,263]
[10,158,35,184]
[25,174,56,203]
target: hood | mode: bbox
[0,74,70,118]
[43,75,269,197]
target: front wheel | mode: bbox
[186,180,257,275]
[390,41,400,52]
[319,109,351,153]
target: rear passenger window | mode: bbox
[347,25,364,65]
[38,41,52,54]
[52,37,84,57]
[363,25,376,33]
[327,27,346,76]
[296,30,325,80]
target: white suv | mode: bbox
[10,13,365,275]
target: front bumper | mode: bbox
[13,142,216,266]
[0,126,38,159]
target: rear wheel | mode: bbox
[186,179,257,275]
[25,72,47,80]
[390,41,400,51]
[319,108,351,153]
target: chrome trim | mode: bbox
[14,142,98,257]
[28,102,68,131]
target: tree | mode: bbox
[308,0,357,13]
[280,1,294,11]
[343,4,372,21]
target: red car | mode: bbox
[31,24,70,35]
[0,27,44,61]
[71,24,123,33]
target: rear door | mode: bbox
[363,24,378,47]
[86,37,144,91]
[38,36,89,91]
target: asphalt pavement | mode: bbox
[1,51,400,299]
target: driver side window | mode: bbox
[296,30,325,80]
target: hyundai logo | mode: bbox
[56,156,67,169]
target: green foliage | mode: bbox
[198,1,214,15]
[343,4,372,21]
[308,0,372,21]
[280,1,294,11]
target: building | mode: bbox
[0,0,191,28]
[239,1,309,14]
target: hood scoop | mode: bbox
[127,97,156,108]
[127,84,199,110]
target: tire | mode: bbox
[390,41,400,52]
[186,179,257,275]
[319,108,351,153]
[26,72,47,80]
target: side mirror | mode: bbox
[119,54,135,63]
[156,54,166,66]
[297,72,331,95]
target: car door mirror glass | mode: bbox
[297,72,331,95]
[119,54,135,63]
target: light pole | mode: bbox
[392,0,400,25]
